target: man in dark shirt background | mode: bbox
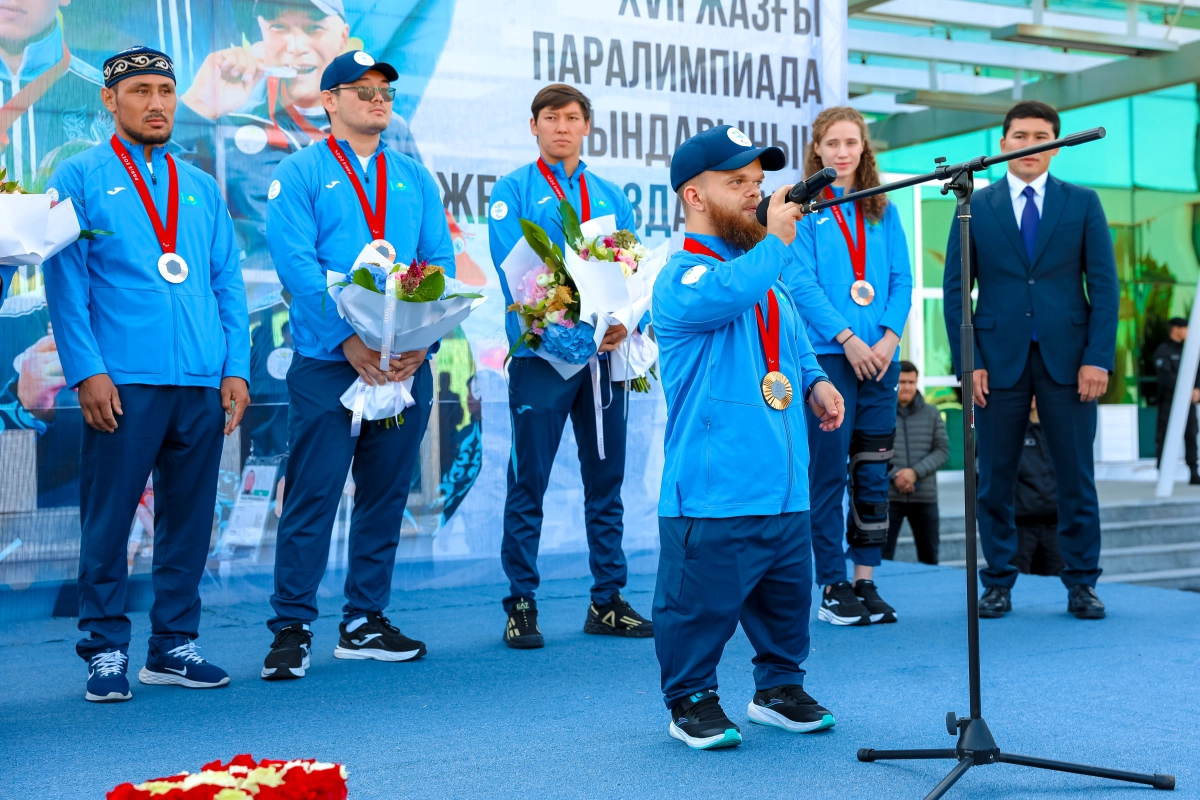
[1153,317,1200,485]
[1013,398,1063,576]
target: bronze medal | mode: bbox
[369,238,396,265]
[761,371,794,410]
[851,279,875,306]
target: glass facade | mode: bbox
[877,84,1200,458]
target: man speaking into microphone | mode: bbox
[651,126,845,750]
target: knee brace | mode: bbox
[846,430,895,549]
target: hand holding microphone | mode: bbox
[755,166,839,227]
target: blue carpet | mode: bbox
[0,560,1195,799]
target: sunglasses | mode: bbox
[331,86,396,102]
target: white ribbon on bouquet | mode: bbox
[0,194,82,267]
[329,243,486,436]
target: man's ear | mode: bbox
[321,90,337,118]
[682,183,705,214]
[101,86,118,114]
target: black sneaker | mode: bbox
[669,690,742,750]
[504,598,544,649]
[261,623,312,680]
[854,580,897,624]
[979,585,1012,619]
[334,612,426,662]
[817,580,871,626]
[583,593,653,638]
[747,685,836,733]
[1068,585,1106,620]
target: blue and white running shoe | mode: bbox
[138,641,230,689]
[86,650,132,703]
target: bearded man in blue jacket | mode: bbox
[43,47,251,703]
[651,125,846,750]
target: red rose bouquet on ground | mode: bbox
[107,754,347,800]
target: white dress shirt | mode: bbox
[1007,170,1048,229]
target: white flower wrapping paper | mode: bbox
[0,194,82,266]
[500,214,667,382]
[327,244,486,422]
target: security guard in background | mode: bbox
[1153,316,1200,484]
[44,46,251,703]
[260,51,454,679]
[487,84,652,649]
[652,125,846,750]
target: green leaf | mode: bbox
[350,266,382,293]
[444,292,484,299]
[519,218,555,262]
[560,199,583,249]
[76,229,113,240]
[399,269,445,303]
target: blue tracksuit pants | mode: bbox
[807,355,898,586]
[502,355,627,612]
[76,385,225,660]
[268,355,432,632]
[653,512,814,709]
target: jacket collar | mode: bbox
[684,232,743,261]
[115,134,169,168]
[898,390,926,415]
[0,19,64,82]
[542,157,587,182]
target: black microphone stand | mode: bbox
[796,128,1176,798]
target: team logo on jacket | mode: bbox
[727,128,752,147]
[682,265,706,285]
[490,200,508,221]
[268,180,281,200]
[46,188,59,203]
[180,192,199,205]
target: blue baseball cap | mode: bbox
[320,51,399,92]
[670,125,786,191]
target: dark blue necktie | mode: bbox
[1021,185,1040,342]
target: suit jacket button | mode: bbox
[1025,311,1032,316]
[1028,279,1035,284]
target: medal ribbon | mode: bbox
[683,238,783,375]
[110,134,179,255]
[266,78,325,147]
[536,157,590,222]
[326,135,387,240]
[0,42,70,148]
[822,186,866,283]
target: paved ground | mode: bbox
[0,560,1193,799]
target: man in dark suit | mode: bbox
[944,101,1118,620]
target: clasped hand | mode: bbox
[842,329,899,382]
[343,335,426,385]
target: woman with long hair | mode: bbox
[785,106,912,626]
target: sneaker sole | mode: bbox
[504,634,544,649]
[85,690,132,703]
[866,612,897,624]
[669,722,742,750]
[583,620,654,638]
[262,655,310,680]
[747,702,836,733]
[818,607,870,626]
[979,605,1010,619]
[1070,608,1106,620]
[137,668,229,689]
[333,645,425,662]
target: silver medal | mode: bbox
[158,252,189,284]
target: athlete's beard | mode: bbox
[708,194,766,252]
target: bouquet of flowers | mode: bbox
[326,243,485,434]
[107,754,347,800]
[502,201,667,388]
[0,166,109,269]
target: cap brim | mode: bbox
[709,146,787,174]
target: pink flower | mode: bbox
[531,321,545,336]
[559,318,576,330]
[578,248,590,260]
[603,236,616,248]
[617,252,635,267]
[519,267,551,303]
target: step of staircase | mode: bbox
[890,500,1200,590]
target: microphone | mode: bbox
[755,167,838,226]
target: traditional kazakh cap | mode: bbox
[103,46,175,89]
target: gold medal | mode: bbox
[157,252,188,284]
[370,238,396,265]
[761,371,793,410]
[851,279,875,306]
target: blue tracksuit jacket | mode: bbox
[784,189,912,353]
[487,158,636,356]
[653,233,827,518]
[265,138,455,362]
[43,136,249,389]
